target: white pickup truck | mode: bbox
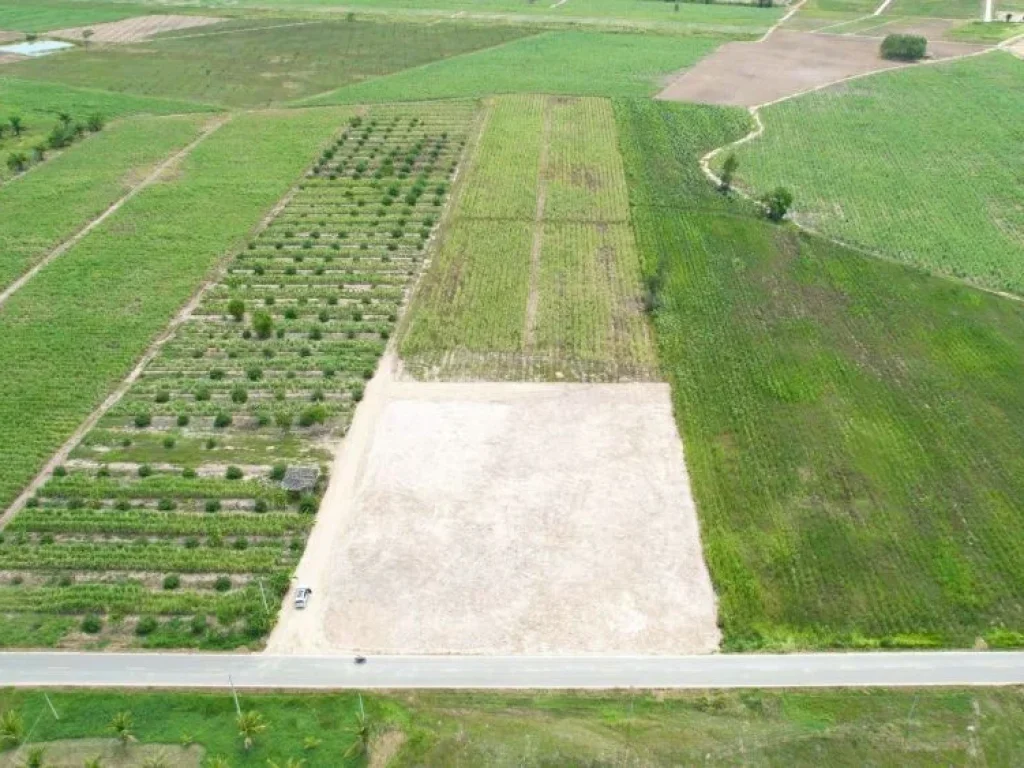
[294,585,313,609]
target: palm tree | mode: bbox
[0,709,24,748]
[342,696,372,760]
[8,115,22,136]
[108,711,135,747]
[236,710,267,752]
[82,758,103,768]
[266,759,305,768]
[202,757,232,768]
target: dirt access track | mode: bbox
[267,359,720,656]
[658,29,985,107]
[49,15,223,43]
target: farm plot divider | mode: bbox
[0,102,477,650]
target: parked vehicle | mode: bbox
[294,585,313,609]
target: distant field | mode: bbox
[618,97,1024,650]
[305,30,723,104]
[402,95,656,380]
[889,0,984,16]
[3,687,1023,765]
[180,0,784,32]
[947,20,1024,41]
[730,53,1024,295]
[0,77,212,183]
[0,1,147,32]
[5,20,535,107]
[0,108,347,517]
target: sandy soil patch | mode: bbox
[657,29,985,106]
[0,740,203,768]
[0,30,20,44]
[268,358,720,656]
[50,15,223,43]
[0,52,26,65]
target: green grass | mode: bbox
[402,95,656,380]
[0,107,348,514]
[0,76,213,182]
[617,97,1024,650]
[730,52,1024,296]
[0,1,149,32]
[947,20,1024,41]
[0,687,1023,765]
[304,29,724,104]
[889,0,985,16]
[0,114,209,289]
[5,19,536,107]
[165,0,784,33]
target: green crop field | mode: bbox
[0,102,476,649]
[0,108,348,532]
[0,77,212,183]
[5,19,535,107]
[305,30,724,105]
[0,115,208,288]
[0,1,148,32]
[402,95,656,380]
[167,0,784,33]
[0,686,1022,765]
[729,53,1024,296]
[889,0,986,16]
[618,97,1024,651]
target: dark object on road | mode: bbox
[880,34,927,61]
[355,656,367,664]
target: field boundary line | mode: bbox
[522,97,553,352]
[293,29,552,107]
[699,49,1023,305]
[155,19,321,42]
[873,0,895,16]
[0,120,350,531]
[0,114,228,313]
[760,0,806,41]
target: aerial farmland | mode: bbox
[0,0,1022,763]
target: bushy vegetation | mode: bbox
[617,97,1024,650]
[402,95,656,381]
[729,53,1024,295]
[880,33,927,60]
[6,20,536,107]
[0,103,474,648]
[0,687,1023,765]
[0,77,213,183]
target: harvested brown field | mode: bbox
[267,364,720,656]
[657,29,985,106]
[49,15,223,44]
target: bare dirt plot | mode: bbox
[657,29,985,106]
[0,30,19,44]
[49,15,223,44]
[268,370,720,656]
[0,52,25,65]
[0,741,203,768]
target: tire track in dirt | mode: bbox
[0,142,325,531]
[0,114,229,312]
[522,97,553,352]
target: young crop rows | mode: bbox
[0,103,475,649]
[401,95,657,381]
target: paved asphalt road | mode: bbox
[2,652,1024,689]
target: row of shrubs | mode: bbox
[4,112,105,174]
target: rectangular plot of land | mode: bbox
[309,382,721,655]
[535,222,657,378]
[545,97,631,223]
